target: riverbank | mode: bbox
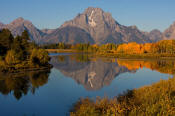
[46,49,175,60]
[98,52,175,60]
[46,49,78,53]
[0,60,52,73]
[70,77,175,116]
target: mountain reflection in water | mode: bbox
[0,54,174,99]
[50,54,175,91]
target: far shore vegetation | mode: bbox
[70,77,175,116]
[0,29,51,73]
[43,40,175,59]
[56,53,175,75]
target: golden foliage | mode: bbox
[117,59,175,74]
[116,40,175,54]
[71,77,175,116]
[5,50,18,65]
[30,49,50,66]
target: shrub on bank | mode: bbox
[5,50,19,65]
[30,49,50,66]
[70,77,175,116]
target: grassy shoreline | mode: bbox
[46,49,175,60]
[70,77,175,116]
[0,59,52,73]
[0,64,52,73]
[98,53,175,60]
[46,49,78,53]
[0,67,51,77]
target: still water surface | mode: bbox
[0,53,173,116]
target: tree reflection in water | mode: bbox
[117,59,175,74]
[0,70,50,100]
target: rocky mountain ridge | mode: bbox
[45,7,152,44]
[163,22,175,40]
[1,7,175,44]
[0,17,46,44]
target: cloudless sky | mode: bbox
[0,0,175,32]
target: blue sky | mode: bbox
[0,0,175,32]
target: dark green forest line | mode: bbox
[0,29,51,73]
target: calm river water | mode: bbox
[0,53,173,116]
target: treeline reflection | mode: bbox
[117,59,175,74]
[0,70,50,100]
[57,54,175,75]
[51,54,175,91]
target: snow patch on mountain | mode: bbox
[88,10,96,27]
